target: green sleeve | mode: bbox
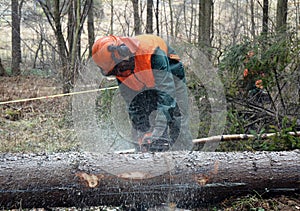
[151,48,177,136]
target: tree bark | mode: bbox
[146,0,153,33]
[52,0,71,93]
[250,0,256,38]
[11,0,22,76]
[87,0,95,58]
[198,0,212,57]
[155,0,159,35]
[168,0,174,36]
[132,0,141,35]
[276,0,288,32]
[0,58,7,76]
[262,0,269,35]
[0,151,299,209]
[68,1,75,57]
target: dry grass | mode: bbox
[0,76,78,153]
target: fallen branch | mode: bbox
[193,131,300,144]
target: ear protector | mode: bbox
[107,44,131,64]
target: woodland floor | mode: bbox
[0,75,299,211]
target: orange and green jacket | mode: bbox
[116,34,186,132]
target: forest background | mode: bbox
[0,0,299,210]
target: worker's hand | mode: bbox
[139,132,172,152]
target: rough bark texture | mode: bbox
[0,58,6,76]
[132,0,141,35]
[11,0,21,75]
[276,0,288,32]
[0,150,299,209]
[146,0,153,33]
[87,0,95,58]
[198,0,212,52]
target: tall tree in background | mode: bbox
[276,0,288,32]
[38,0,91,93]
[70,0,81,74]
[168,0,174,36]
[262,0,269,35]
[11,0,23,75]
[155,0,159,35]
[0,59,6,76]
[198,0,213,56]
[68,1,75,57]
[146,0,153,33]
[87,0,95,58]
[132,0,141,35]
[110,0,114,34]
[250,0,256,38]
[53,0,69,92]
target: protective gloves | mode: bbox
[138,131,173,152]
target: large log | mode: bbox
[0,150,299,209]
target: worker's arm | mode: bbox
[151,48,177,138]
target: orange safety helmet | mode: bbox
[92,35,139,75]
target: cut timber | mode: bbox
[193,131,300,144]
[0,150,299,209]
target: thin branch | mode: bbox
[37,0,56,34]
[79,0,91,34]
[227,96,276,118]
[193,131,300,143]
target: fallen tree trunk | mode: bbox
[0,150,299,209]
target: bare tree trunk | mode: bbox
[68,1,74,57]
[168,0,174,37]
[132,0,141,35]
[162,0,169,37]
[38,0,89,93]
[146,0,153,33]
[52,0,70,93]
[11,0,22,76]
[184,0,194,43]
[87,0,95,58]
[262,0,269,35]
[33,30,43,69]
[276,0,288,32]
[70,0,81,72]
[0,151,299,209]
[0,58,7,76]
[198,0,212,57]
[183,0,188,40]
[110,0,114,34]
[250,0,256,38]
[155,0,159,35]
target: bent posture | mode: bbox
[92,34,192,152]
